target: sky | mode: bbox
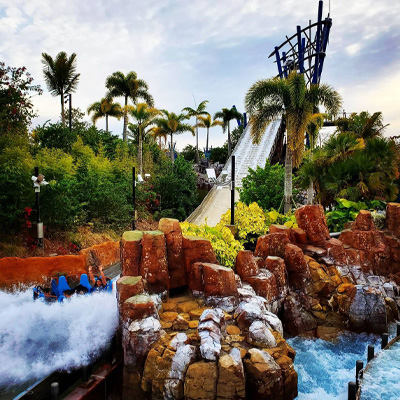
[1,0,399,150]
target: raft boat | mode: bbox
[33,273,113,302]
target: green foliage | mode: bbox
[180,221,243,267]
[35,122,77,151]
[0,62,42,135]
[152,156,199,221]
[325,198,386,232]
[210,144,228,164]
[298,113,400,207]
[181,144,203,162]
[239,161,287,211]
[0,135,34,231]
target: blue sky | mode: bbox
[1,0,399,149]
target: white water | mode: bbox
[287,332,380,400]
[0,288,118,395]
[361,341,400,400]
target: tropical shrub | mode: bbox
[152,156,199,221]
[210,145,228,164]
[181,144,203,162]
[219,202,269,244]
[239,161,288,211]
[325,198,386,232]
[180,221,243,267]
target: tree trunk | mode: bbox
[123,96,128,142]
[195,116,199,164]
[227,122,231,156]
[61,90,65,128]
[206,127,209,155]
[139,124,143,176]
[106,115,109,132]
[307,182,314,205]
[170,133,174,162]
[284,146,293,214]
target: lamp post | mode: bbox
[32,167,48,248]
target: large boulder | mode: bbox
[116,276,145,315]
[184,361,218,400]
[255,233,290,259]
[159,218,187,289]
[140,231,169,293]
[202,263,238,297]
[295,205,330,245]
[182,236,217,273]
[235,250,259,279]
[121,231,143,276]
[216,348,246,400]
[244,348,283,400]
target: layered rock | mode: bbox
[159,218,187,289]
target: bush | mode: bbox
[210,145,228,164]
[180,221,243,267]
[152,156,199,221]
[239,161,288,211]
[219,202,268,245]
[325,198,386,232]
[181,144,203,162]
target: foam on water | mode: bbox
[361,341,400,400]
[287,331,380,400]
[0,288,118,393]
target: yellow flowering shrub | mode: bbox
[218,202,269,243]
[180,221,243,267]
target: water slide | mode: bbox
[187,119,282,226]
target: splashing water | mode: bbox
[287,331,381,400]
[0,288,118,394]
[361,340,400,400]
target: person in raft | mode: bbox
[88,265,107,291]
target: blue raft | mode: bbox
[33,273,113,302]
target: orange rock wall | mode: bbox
[0,241,120,290]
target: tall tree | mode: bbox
[105,71,154,142]
[182,100,209,163]
[41,51,80,128]
[128,103,160,175]
[87,97,123,132]
[245,71,342,213]
[213,107,243,157]
[153,110,194,162]
[196,115,222,156]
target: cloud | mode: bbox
[0,0,399,149]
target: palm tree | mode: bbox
[182,100,209,163]
[213,107,243,157]
[105,71,154,142]
[87,97,123,132]
[245,72,342,213]
[128,103,160,175]
[41,51,80,128]
[196,115,222,157]
[153,110,195,162]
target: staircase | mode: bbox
[187,119,282,226]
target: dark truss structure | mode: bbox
[268,0,332,86]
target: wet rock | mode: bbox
[198,309,223,361]
[244,271,279,302]
[188,262,204,293]
[386,202,400,236]
[283,292,317,336]
[122,294,157,324]
[348,285,387,333]
[273,353,298,400]
[235,250,259,279]
[116,276,145,314]
[123,316,162,371]
[355,210,375,231]
[202,263,238,297]
[164,344,197,399]
[120,230,143,276]
[284,244,311,291]
[295,205,330,245]
[216,348,246,400]
[183,236,217,274]
[159,218,187,289]
[244,348,283,400]
[247,321,277,348]
[255,233,290,259]
[264,256,288,295]
[316,326,342,342]
[140,231,169,293]
[292,227,307,245]
[184,361,218,400]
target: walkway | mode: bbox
[187,119,282,226]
